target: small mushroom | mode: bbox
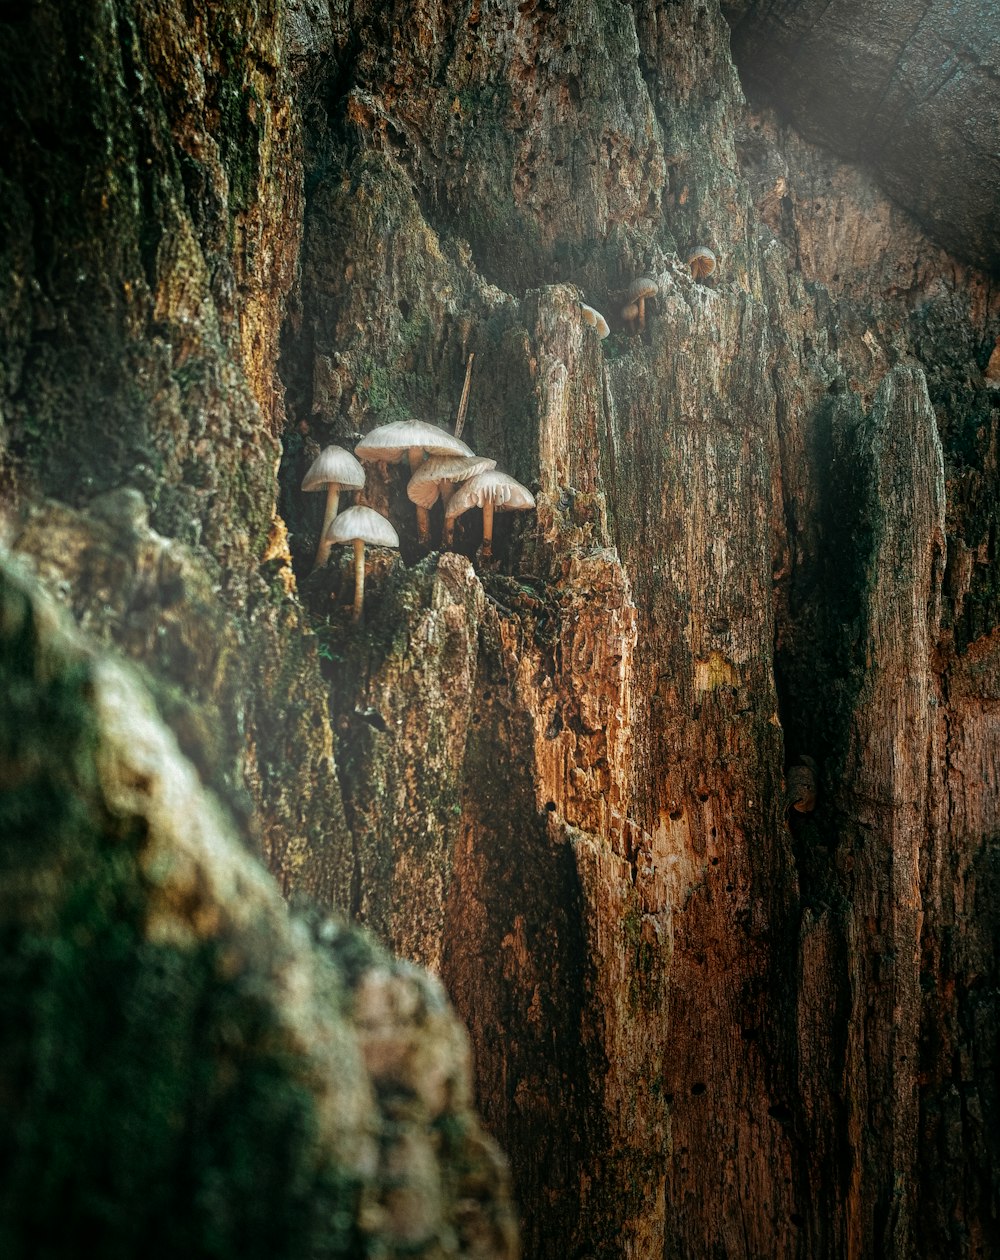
[785,756,818,814]
[355,420,474,541]
[688,247,717,282]
[580,303,610,339]
[355,419,474,472]
[621,277,657,331]
[444,470,535,559]
[407,454,498,545]
[302,445,366,567]
[327,505,399,622]
[985,335,1000,387]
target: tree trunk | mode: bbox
[2,1,999,1257]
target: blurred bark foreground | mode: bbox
[0,553,518,1259]
[2,0,1000,1257]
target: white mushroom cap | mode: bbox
[580,304,610,339]
[444,471,536,519]
[407,454,499,509]
[301,445,365,492]
[354,420,474,465]
[327,505,400,549]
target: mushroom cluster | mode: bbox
[355,419,477,544]
[353,417,534,558]
[301,445,366,567]
[301,443,400,619]
[408,453,498,543]
[303,410,536,620]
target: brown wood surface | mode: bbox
[3,1,999,1256]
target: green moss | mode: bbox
[355,359,412,423]
[622,904,643,946]
[0,921,364,1259]
[0,565,364,1259]
[207,10,264,223]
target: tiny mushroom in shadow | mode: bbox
[985,334,1000,387]
[355,419,474,542]
[444,470,535,559]
[621,277,658,331]
[580,303,610,339]
[302,444,366,567]
[407,454,498,545]
[688,247,717,282]
[785,756,818,814]
[327,504,399,621]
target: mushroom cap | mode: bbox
[621,301,640,321]
[626,276,658,302]
[580,303,610,339]
[301,444,366,492]
[687,246,717,278]
[407,454,499,509]
[327,504,400,548]
[444,471,536,519]
[355,420,474,464]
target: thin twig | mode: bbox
[454,352,475,439]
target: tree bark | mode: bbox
[0,553,517,1259]
[2,1,1000,1257]
[724,0,1000,272]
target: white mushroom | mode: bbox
[407,454,498,545]
[355,420,474,472]
[355,420,475,542]
[302,445,366,567]
[327,505,400,621]
[580,303,610,339]
[444,470,535,559]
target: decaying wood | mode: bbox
[2,0,1000,1257]
[0,554,518,1259]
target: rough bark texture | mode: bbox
[724,0,1000,273]
[2,1,1000,1257]
[0,553,517,1259]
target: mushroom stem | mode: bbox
[481,500,495,558]
[438,483,457,548]
[408,447,430,543]
[315,486,341,567]
[637,295,646,331]
[454,352,475,439]
[352,538,366,621]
